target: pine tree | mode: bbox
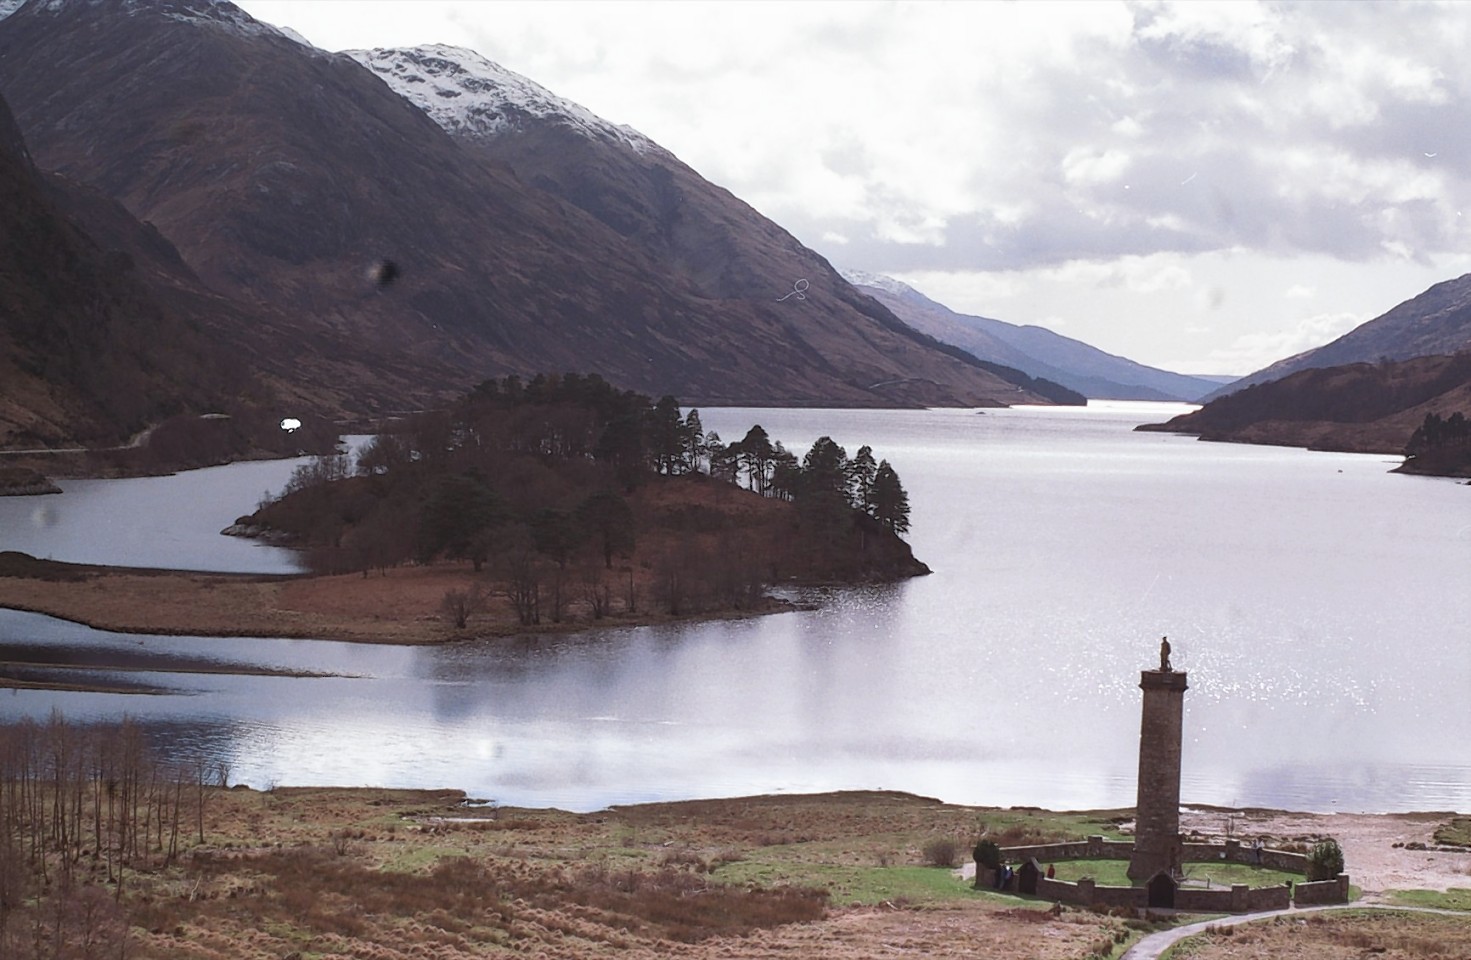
[847,444,877,510]
[867,460,911,535]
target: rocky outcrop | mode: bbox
[220,519,296,544]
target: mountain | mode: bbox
[1137,350,1471,468]
[842,271,1225,402]
[0,1,1065,414]
[0,86,247,447]
[1207,273,1471,399]
[347,44,1083,406]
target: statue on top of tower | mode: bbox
[1159,636,1172,672]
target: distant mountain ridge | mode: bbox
[841,271,1224,402]
[0,0,1073,429]
[1209,273,1471,399]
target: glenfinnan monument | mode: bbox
[1128,636,1187,882]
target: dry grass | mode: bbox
[0,559,789,647]
[4,786,1136,960]
[1435,817,1471,848]
[1168,910,1471,959]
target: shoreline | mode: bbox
[0,551,805,648]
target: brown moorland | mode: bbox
[5,784,1469,960]
[2,777,1142,960]
[2,715,1468,959]
[1163,911,1471,960]
[0,559,793,647]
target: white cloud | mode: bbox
[1203,311,1363,372]
[1062,148,1133,186]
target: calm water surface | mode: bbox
[0,455,321,573]
[1,405,1467,813]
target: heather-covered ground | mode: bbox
[2,765,1467,959]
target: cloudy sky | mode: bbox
[235,0,1471,375]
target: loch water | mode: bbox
[0,404,1467,814]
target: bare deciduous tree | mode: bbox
[440,582,489,629]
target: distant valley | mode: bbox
[842,271,1227,402]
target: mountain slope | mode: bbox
[0,2,1060,412]
[1209,274,1471,399]
[1138,351,1471,465]
[0,88,251,447]
[842,271,1224,402]
[345,43,1078,405]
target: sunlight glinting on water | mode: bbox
[1,406,1467,813]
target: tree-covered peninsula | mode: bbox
[236,374,925,629]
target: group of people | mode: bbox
[988,860,1058,891]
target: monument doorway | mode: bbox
[1147,872,1177,909]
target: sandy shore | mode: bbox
[1178,807,1470,895]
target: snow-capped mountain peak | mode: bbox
[839,268,918,298]
[7,0,312,46]
[348,44,656,156]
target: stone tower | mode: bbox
[1128,642,1187,882]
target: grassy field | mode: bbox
[1046,859,1299,889]
[1384,887,1471,911]
[2,787,1150,960]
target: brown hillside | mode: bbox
[0,90,252,447]
[1209,272,1471,398]
[1139,352,1471,467]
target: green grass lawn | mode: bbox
[712,860,1010,906]
[1384,888,1471,912]
[1045,859,1298,889]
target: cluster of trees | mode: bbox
[0,716,224,956]
[711,429,910,536]
[1402,410,1471,476]
[1405,411,1470,456]
[251,373,917,624]
[636,400,910,535]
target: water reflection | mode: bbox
[0,407,1467,813]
